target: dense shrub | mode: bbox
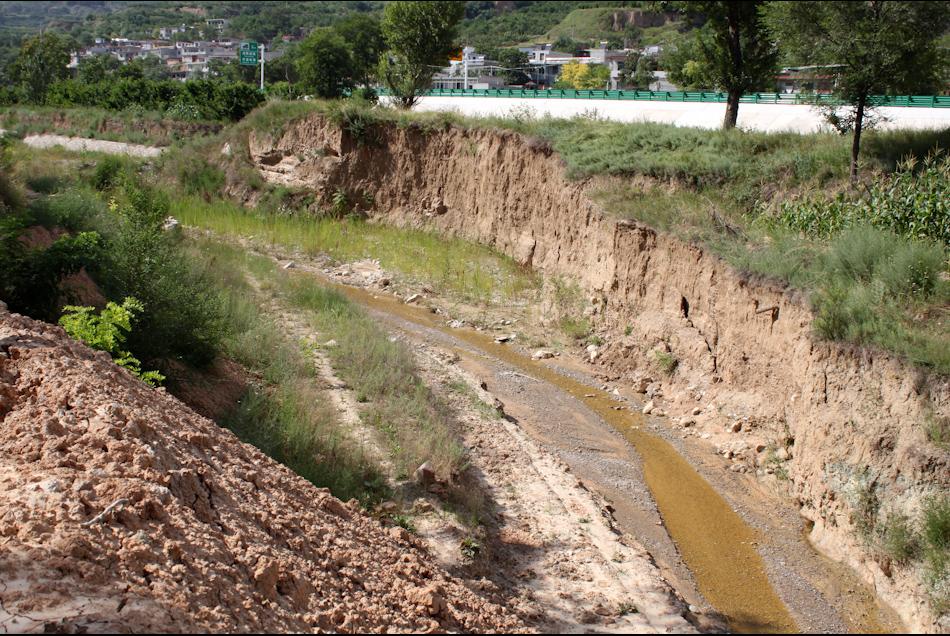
[0,216,103,320]
[95,178,224,367]
[44,78,264,122]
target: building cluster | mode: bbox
[68,20,286,81]
[434,43,833,94]
[433,43,672,92]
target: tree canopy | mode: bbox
[379,1,465,108]
[555,62,611,90]
[766,0,950,179]
[9,32,73,103]
[297,28,356,98]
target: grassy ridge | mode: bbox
[0,105,222,147]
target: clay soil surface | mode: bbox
[0,305,526,633]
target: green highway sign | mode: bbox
[239,41,259,66]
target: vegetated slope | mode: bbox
[0,304,525,634]
[226,111,949,632]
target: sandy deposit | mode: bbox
[0,304,526,633]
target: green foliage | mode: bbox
[8,31,72,103]
[880,512,920,564]
[766,1,950,176]
[43,78,263,122]
[174,151,226,199]
[685,1,777,127]
[922,496,950,613]
[297,28,356,99]
[59,297,165,386]
[92,155,130,191]
[554,62,611,90]
[0,217,102,321]
[380,1,465,108]
[77,54,123,84]
[779,154,950,245]
[654,350,679,375]
[96,178,223,367]
[334,13,385,87]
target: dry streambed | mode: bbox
[231,238,903,634]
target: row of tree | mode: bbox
[666,1,949,179]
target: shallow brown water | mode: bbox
[329,281,797,633]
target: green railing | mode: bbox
[379,87,950,108]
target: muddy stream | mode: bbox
[284,266,902,635]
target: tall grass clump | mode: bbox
[186,240,388,505]
[811,226,948,372]
[283,275,467,480]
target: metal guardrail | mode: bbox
[379,88,950,108]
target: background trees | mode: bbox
[766,1,950,180]
[554,62,611,90]
[677,1,777,129]
[9,32,73,103]
[296,29,356,98]
[335,13,384,87]
[379,1,465,108]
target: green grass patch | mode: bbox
[171,194,538,305]
[185,239,388,506]
[191,236,468,484]
[0,105,222,147]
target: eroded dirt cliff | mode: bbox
[239,114,950,631]
[0,304,526,633]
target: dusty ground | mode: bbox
[0,303,527,634]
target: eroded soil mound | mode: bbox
[0,305,525,634]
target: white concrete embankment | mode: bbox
[387,96,950,133]
[0,132,164,157]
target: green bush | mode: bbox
[92,155,130,191]
[44,78,263,122]
[96,178,223,367]
[174,151,226,198]
[0,216,102,321]
[59,297,165,386]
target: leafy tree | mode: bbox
[493,47,531,85]
[77,53,122,84]
[9,32,73,103]
[297,28,356,98]
[678,1,777,129]
[335,13,384,86]
[553,35,585,56]
[622,51,658,89]
[379,1,465,109]
[555,62,611,89]
[662,37,714,89]
[766,1,950,181]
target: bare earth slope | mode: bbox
[0,304,525,634]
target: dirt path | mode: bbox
[235,257,696,633]
[12,133,164,157]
